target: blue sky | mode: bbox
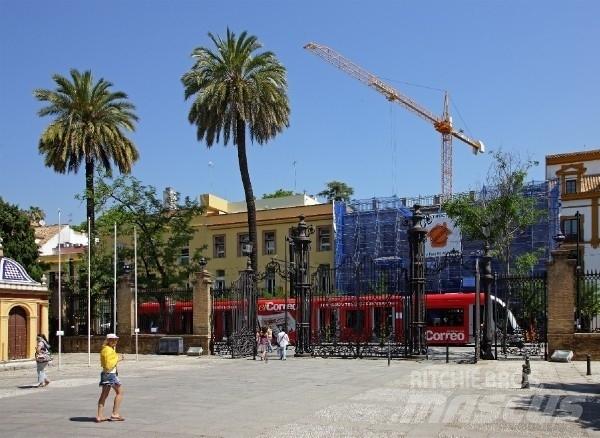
[1,1,599,225]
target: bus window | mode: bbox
[426,308,464,327]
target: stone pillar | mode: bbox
[116,275,134,351]
[40,305,49,339]
[547,248,576,355]
[193,268,213,354]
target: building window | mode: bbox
[562,218,581,242]
[317,226,331,251]
[215,269,225,291]
[565,178,577,194]
[213,235,225,258]
[263,231,276,255]
[265,272,276,294]
[317,264,331,292]
[180,247,190,265]
[238,233,250,257]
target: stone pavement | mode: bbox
[0,352,599,437]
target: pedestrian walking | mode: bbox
[266,327,273,353]
[258,327,269,362]
[276,329,290,360]
[35,334,52,387]
[96,334,125,423]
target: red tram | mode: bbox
[211,292,517,346]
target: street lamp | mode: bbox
[480,222,495,360]
[408,204,429,357]
[291,215,314,357]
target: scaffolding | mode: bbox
[333,180,560,293]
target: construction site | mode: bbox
[306,41,560,293]
[333,180,560,293]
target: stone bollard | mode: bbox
[521,354,531,389]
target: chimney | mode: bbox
[0,236,4,258]
[163,187,178,210]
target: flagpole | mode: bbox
[87,217,91,367]
[57,209,62,370]
[113,222,117,333]
[134,226,139,361]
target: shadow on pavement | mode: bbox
[512,394,600,432]
[17,384,40,389]
[69,417,98,422]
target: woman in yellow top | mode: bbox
[96,333,125,422]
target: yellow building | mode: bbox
[0,243,49,362]
[191,194,334,294]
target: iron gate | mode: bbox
[494,272,547,359]
[212,263,257,358]
[310,257,410,359]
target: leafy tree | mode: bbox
[318,181,354,202]
[182,29,290,272]
[262,189,296,199]
[92,174,205,288]
[0,197,43,280]
[442,151,544,274]
[443,151,544,357]
[34,69,139,241]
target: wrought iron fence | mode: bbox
[137,287,193,335]
[494,272,547,358]
[576,270,600,333]
[63,290,112,336]
[310,257,410,358]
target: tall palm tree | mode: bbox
[35,69,139,240]
[182,29,290,272]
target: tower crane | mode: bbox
[304,42,485,197]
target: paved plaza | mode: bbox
[0,351,599,437]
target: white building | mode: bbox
[546,149,600,271]
[35,225,88,257]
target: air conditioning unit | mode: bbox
[158,337,184,354]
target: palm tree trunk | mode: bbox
[236,118,258,273]
[85,158,95,249]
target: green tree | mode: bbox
[0,197,43,280]
[182,29,290,272]
[442,151,543,274]
[318,181,354,202]
[34,69,139,241]
[92,174,205,288]
[262,189,296,199]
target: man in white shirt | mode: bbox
[276,330,290,360]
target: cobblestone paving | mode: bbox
[0,352,598,437]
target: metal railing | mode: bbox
[576,271,600,333]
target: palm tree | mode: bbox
[34,69,139,240]
[182,29,290,272]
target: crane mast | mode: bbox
[304,42,485,197]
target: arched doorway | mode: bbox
[8,306,28,360]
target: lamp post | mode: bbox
[291,215,314,357]
[408,204,428,357]
[480,222,495,360]
[575,211,582,329]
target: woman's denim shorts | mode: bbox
[99,372,121,387]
